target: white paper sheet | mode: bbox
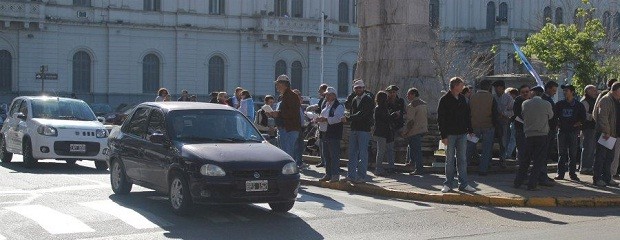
[598,135,617,150]
[467,134,479,143]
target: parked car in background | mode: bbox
[107,102,300,215]
[0,96,109,170]
[89,103,113,117]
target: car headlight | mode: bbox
[200,164,226,177]
[37,125,58,136]
[96,129,108,138]
[282,162,299,175]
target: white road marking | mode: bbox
[321,190,432,211]
[0,184,108,195]
[80,200,172,229]
[0,233,6,240]
[296,193,373,215]
[6,205,95,234]
[252,203,318,218]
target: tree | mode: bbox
[520,0,605,94]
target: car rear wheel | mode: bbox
[65,160,77,165]
[95,161,108,171]
[22,139,37,168]
[269,201,295,213]
[0,136,13,163]
[169,172,193,215]
[110,159,132,194]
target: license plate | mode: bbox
[69,144,86,153]
[245,180,268,192]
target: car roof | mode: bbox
[16,96,86,103]
[139,102,237,112]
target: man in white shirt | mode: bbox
[316,87,345,183]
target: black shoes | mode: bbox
[569,174,580,181]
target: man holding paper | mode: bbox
[592,82,620,187]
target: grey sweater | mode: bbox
[522,96,554,137]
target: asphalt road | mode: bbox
[1,155,619,240]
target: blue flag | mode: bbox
[513,41,544,88]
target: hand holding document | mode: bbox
[598,135,617,150]
[467,134,479,143]
[261,105,274,113]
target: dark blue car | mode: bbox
[107,102,299,215]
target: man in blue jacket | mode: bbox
[554,85,586,181]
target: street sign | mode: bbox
[35,73,58,80]
[35,73,42,79]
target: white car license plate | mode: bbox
[245,180,268,192]
[69,144,86,153]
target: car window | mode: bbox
[9,99,22,116]
[18,101,28,118]
[125,107,150,138]
[147,110,165,135]
[31,98,97,121]
[167,109,262,143]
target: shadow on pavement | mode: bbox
[477,206,568,225]
[0,160,108,175]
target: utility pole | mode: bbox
[320,0,325,84]
[39,65,46,94]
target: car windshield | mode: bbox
[168,109,263,143]
[31,98,97,121]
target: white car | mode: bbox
[0,96,109,170]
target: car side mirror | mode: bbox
[97,117,105,123]
[14,112,26,121]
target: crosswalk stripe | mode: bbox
[80,200,172,229]
[5,205,95,234]
[0,233,6,240]
[296,194,373,215]
[320,191,432,211]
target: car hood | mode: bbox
[178,142,294,169]
[34,118,104,129]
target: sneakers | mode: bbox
[607,179,620,187]
[460,185,477,192]
[329,175,340,183]
[441,185,452,193]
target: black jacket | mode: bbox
[387,97,406,130]
[437,92,472,139]
[542,94,558,131]
[554,99,586,132]
[373,105,396,142]
[513,96,526,130]
[346,93,374,132]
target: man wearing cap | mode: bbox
[314,84,329,167]
[541,81,559,184]
[515,86,554,190]
[270,75,302,158]
[345,79,374,183]
[493,80,514,167]
[580,85,598,175]
[316,87,345,182]
[592,82,620,187]
[403,88,428,175]
[386,85,406,173]
[553,85,586,181]
[513,85,531,164]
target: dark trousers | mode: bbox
[515,136,548,188]
[593,132,614,183]
[538,131,557,182]
[557,130,579,176]
[515,127,526,162]
[321,137,341,177]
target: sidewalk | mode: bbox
[299,156,620,207]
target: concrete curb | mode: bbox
[300,179,620,208]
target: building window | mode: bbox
[291,0,303,18]
[274,0,288,17]
[72,51,91,93]
[486,1,496,29]
[208,56,225,93]
[291,61,303,93]
[144,0,161,12]
[274,60,287,97]
[142,54,160,93]
[498,2,508,22]
[209,0,225,15]
[555,7,563,24]
[352,0,357,24]
[352,62,357,81]
[73,0,91,7]
[543,6,552,24]
[603,11,612,32]
[337,63,348,97]
[0,50,11,92]
[430,0,440,28]
[339,0,350,23]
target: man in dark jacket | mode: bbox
[540,81,559,184]
[513,85,531,164]
[437,77,476,193]
[554,85,586,181]
[345,80,374,183]
[270,75,302,158]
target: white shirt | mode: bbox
[318,101,345,132]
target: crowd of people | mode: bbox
[151,75,620,193]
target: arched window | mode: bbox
[603,11,612,32]
[0,50,11,92]
[142,54,160,93]
[498,2,508,22]
[486,2,496,29]
[291,0,303,18]
[339,0,350,23]
[209,0,225,15]
[544,6,552,24]
[291,61,303,93]
[208,56,225,93]
[430,0,440,28]
[555,7,563,24]
[275,60,287,79]
[337,63,349,97]
[143,0,161,11]
[72,51,91,93]
[352,62,357,81]
[274,0,287,17]
[352,0,357,24]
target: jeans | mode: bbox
[557,130,579,176]
[444,134,469,189]
[515,136,548,188]
[467,128,494,173]
[374,136,394,173]
[580,128,596,170]
[278,129,299,159]
[505,122,517,159]
[407,133,425,172]
[497,120,510,162]
[593,132,614,183]
[348,131,371,181]
[321,137,341,177]
[293,131,304,166]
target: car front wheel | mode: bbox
[22,139,37,168]
[169,172,193,215]
[269,201,295,213]
[0,136,13,163]
[110,159,132,194]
